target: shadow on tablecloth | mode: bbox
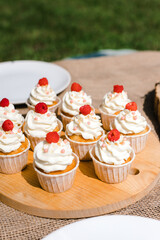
[143,89,160,139]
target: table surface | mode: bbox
[0,51,160,240]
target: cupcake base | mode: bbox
[60,110,73,131]
[125,124,151,153]
[90,146,135,183]
[33,153,79,193]
[0,138,30,174]
[65,132,103,161]
[99,105,118,131]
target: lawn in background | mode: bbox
[0,0,160,61]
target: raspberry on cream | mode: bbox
[71,82,82,92]
[113,85,124,93]
[61,83,92,116]
[0,98,9,107]
[111,104,147,134]
[35,102,48,114]
[0,98,24,127]
[79,104,91,115]
[38,77,48,86]
[66,107,103,140]
[95,130,133,165]
[24,103,59,138]
[46,131,60,143]
[28,78,56,106]
[34,133,74,173]
[125,102,137,111]
[102,85,130,114]
[2,119,14,131]
[0,120,25,153]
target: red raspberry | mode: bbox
[107,129,120,142]
[0,98,9,107]
[46,132,60,144]
[79,105,92,115]
[71,82,82,92]
[125,102,137,111]
[113,85,124,93]
[35,102,48,114]
[38,77,48,86]
[2,120,14,131]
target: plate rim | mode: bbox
[0,60,71,104]
[43,215,160,239]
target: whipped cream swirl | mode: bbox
[24,110,58,138]
[34,138,74,173]
[111,109,147,134]
[28,84,56,106]
[62,90,92,116]
[95,134,132,165]
[0,103,24,127]
[102,91,130,114]
[66,112,103,140]
[0,126,25,153]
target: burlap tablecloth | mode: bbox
[0,51,160,240]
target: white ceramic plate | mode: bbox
[42,215,160,240]
[0,60,71,104]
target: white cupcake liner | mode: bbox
[60,106,96,131]
[125,124,151,153]
[26,96,61,113]
[33,152,79,193]
[99,105,117,131]
[60,110,74,131]
[24,134,44,152]
[0,138,30,174]
[65,132,104,161]
[90,146,135,184]
[24,119,63,151]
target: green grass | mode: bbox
[0,0,160,61]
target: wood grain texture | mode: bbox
[0,131,160,219]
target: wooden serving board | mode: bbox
[0,131,160,219]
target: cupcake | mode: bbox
[60,82,92,130]
[99,85,130,130]
[24,102,63,150]
[26,77,61,113]
[0,120,30,174]
[33,132,79,193]
[65,105,104,161]
[0,98,24,128]
[111,102,151,153]
[90,129,135,183]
